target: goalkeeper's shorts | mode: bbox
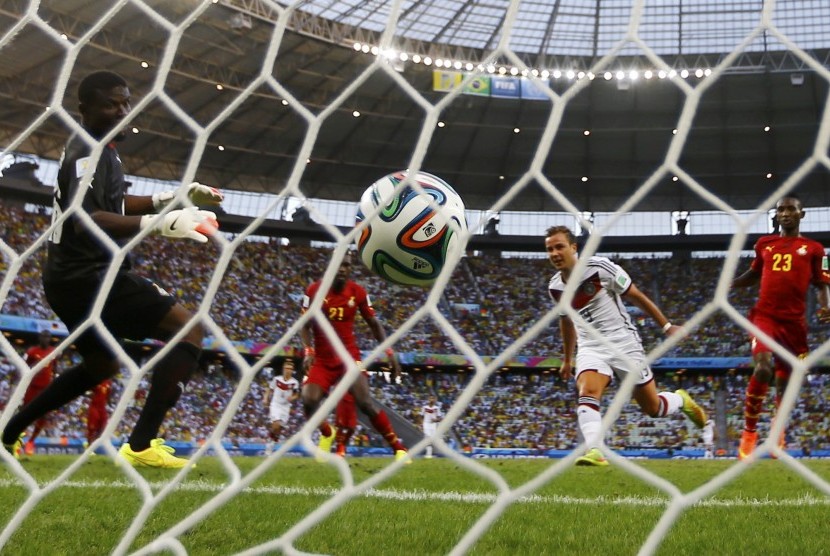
[44,270,176,356]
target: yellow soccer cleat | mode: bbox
[395,449,412,465]
[316,426,337,463]
[151,438,176,454]
[118,440,190,469]
[676,389,707,429]
[3,434,24,460]
[575,447,609,467]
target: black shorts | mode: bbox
[44,271,176,357]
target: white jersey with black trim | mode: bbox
[268,376,299,408]
[422,404,442,427]
[548,256,642,351]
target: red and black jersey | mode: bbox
[89,379,112,412]
[302,280,376,363]
[23,345,56,389]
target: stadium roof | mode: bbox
[1,0,830,213]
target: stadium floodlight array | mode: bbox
[1,0,830,554]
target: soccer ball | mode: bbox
[355,170,467,287]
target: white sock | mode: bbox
[657,392,683,416]
[426,445,433,457]
[577,405,603,448]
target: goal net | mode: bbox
[1,0,830,554]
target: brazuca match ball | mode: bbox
[355,170,467,287]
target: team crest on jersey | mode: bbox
[797,244,808,256]
[582,282,597,296]
[348,296,355,307]
[75,157,95,188]
[75,157,90,178]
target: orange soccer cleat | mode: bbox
[738,430,758,461]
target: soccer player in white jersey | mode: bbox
[702,419,715,459]
[545,226,707,466]
[264,358,300,453]
[421,395,442,458]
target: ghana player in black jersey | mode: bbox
[2,71,223,468]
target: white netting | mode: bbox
[2,0,830,554]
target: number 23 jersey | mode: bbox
[547,256,642,352]
[751,235,830,322]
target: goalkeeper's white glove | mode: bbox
[140,207,219,243]
[152,182,224,211]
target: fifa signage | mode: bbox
[432,71,550,101]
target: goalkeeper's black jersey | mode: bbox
[44,133,133,283]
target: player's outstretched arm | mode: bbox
[623,283,680,336]
[300,323,315,373]
[364,314,402,377]
[731,267,761,288]
[816,284,830,323]
[558,316,576,381]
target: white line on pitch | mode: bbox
[0,478,827,508]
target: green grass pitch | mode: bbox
[1,456,828,555]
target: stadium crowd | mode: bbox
[2,200,830,453]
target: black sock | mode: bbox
[2,364,107,445]
[128,342,200,451]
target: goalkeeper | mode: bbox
[1,71,222,469]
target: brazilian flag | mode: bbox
[464,75,491,96]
